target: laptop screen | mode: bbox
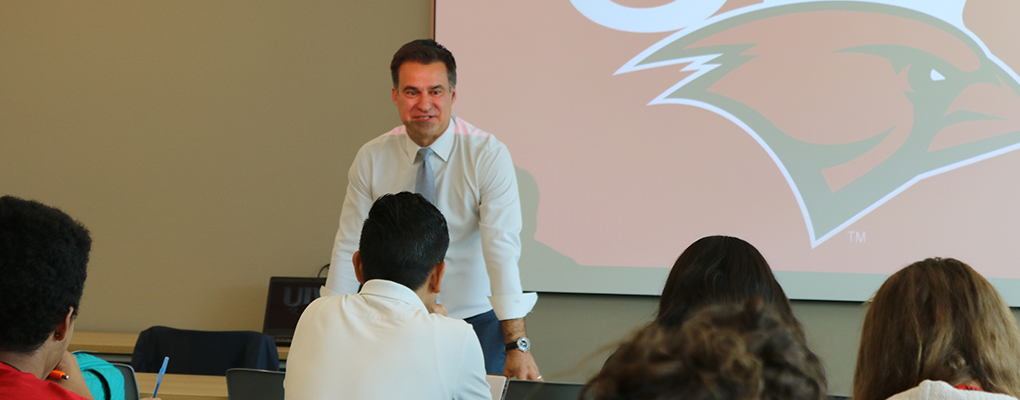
[262,277,327,338]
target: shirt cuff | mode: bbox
[489,292,538,321]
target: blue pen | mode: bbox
[152,356,169,398]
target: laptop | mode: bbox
[262,277,327,346]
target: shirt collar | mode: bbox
[358,279,428,311]
[402,116,456,164]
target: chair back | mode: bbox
[226,368,285,400]
[131,325,279,376]
[112,363,141,400]
[505,380,584,400]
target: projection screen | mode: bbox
[434,0,1020,303]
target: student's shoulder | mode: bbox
[0,371,89,400]
[304,293,365,314]
[426,313,478,337]
[889,381,1019,400]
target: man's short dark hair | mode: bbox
[390,39,457,88]
[0,196,91,353]
[359,192,449,290]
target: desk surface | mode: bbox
[69,331,290,360]
[133,373,507,400]
[136,372,227,400]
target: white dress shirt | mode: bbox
[325,117,537,320]
[284,280,491,400]
[888,381,1017,400]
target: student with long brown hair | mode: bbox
[656,236,802,334]
[854,258,1020,400]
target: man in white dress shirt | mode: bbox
[286,192,490,399]
[324,39,541,379]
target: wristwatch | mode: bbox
[505,337,531,353]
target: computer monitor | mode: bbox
[261,276,326,345]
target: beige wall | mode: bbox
[9,1,1008,396]
[1,0,432,330]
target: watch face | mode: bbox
[518,337,531,352]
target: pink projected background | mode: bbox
[436,0,1020,293]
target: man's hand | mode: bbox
[501,318,542,380]
[504,349,542,380]
[430,303,448,316]
[51,351,96,400]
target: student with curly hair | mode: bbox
[853,258,1020,400]
[583,298,827,400]
[0,196,159,400]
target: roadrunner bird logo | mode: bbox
[573,0,1020,247]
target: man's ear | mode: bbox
[392,87,399,106]
[450,86,456,104]
[53,307,73,342]
[428,261,446,294]
[353,251,366,284]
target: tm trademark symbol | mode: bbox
[847,231,866,243]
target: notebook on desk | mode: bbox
[486,375,508,400]
[262,277,326,347]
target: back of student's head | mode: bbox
[853,258,1020,400]
[583,298,827,400]
[0,196,91,353]
[358,192,449,290]
[656,236,795,331]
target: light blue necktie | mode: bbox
[415,147,437,204]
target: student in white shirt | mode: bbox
[324,39,540,379]
[286,192,490,400]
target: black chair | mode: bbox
[131,326,279,376]
[111,363,141,400]
[225,368,285,400]
[505,380,584,400]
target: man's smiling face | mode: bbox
[393,61,456,147]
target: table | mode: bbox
[132,373,510,400]
[69,331,290,360]
[136,372,227,400]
